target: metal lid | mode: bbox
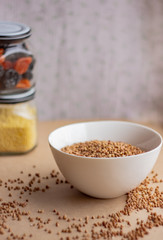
[0,87,35,103]
[0,21,31,42]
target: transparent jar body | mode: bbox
[0,41,35,94]
[0,99,37,155]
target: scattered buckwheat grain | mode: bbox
[0,166,162,240]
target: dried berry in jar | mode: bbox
[22,69,33,80]
[0,21,36,94]
[2,69,21,89]
[14,56,33,74]
[0,65,4,78]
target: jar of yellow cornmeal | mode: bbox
[0,87,37,154]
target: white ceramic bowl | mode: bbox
[48,121,162,199]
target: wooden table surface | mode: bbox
[0,120,163,240]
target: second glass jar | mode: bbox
[0,21,35,94]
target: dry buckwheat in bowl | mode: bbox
[48,121,162,198]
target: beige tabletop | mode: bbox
[0,120,163,240]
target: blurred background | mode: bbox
[0,0,163,122]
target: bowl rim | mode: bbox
[48,120,163,160]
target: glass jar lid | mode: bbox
[0,21,31,42]
[0,87,35,103]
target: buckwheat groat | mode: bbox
[61,140,144,158]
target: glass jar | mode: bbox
[0,87,37,155]
[0,21,35,94]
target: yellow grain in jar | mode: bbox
[0,88,37,154]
